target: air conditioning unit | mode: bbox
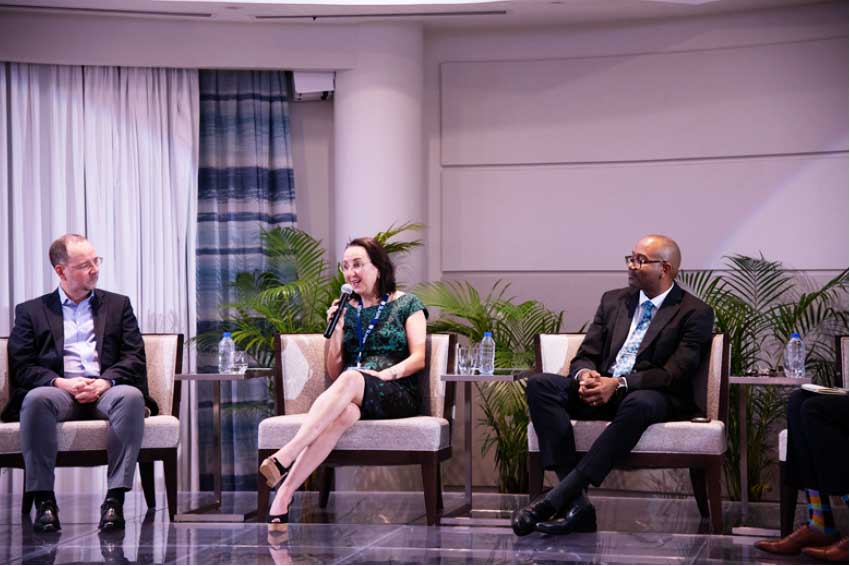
[292,71,335,102]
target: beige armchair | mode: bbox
[779,335,848,536]
[257,333,456,525]
[527,333,729,533]
[0,334,183,519]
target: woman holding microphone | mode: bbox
[259,237,428,526]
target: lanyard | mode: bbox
[355,293,389,368]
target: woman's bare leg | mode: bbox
[269,370,365,468]
[269,403,361,516]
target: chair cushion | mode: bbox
[778,428,787,462]
[259,415,450,452]
[527,420,726,455]
[0,416,180,454]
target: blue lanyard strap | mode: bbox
[355,293,390,368]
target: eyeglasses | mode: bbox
[340,260,371,273]
[625,255,665,268]
[66,257,103,271]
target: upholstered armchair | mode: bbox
[527,333,729,533]
[257,333,456,525]
[0,334,183,519]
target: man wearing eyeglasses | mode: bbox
[3,234,155,533]
[512,234,714,537]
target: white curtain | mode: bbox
[0,62,201,498]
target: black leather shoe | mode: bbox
[99,530,129,564]
[33,499,61,533]
[536,494,597,535]
[99,498,125,532]
[511,496,557,536]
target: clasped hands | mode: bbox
[55,376,112,403]
[577,370,619,407]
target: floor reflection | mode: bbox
[0,490,844,565]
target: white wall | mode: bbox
[289,100,335,251]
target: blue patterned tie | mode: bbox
[610,300,656,377]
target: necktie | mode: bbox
[610,300,656,377]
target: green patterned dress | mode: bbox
[341,293,428,420]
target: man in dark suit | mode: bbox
[512,234,714,536]
[3,234,157,533]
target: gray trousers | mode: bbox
[20,384,145,493]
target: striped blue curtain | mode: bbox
[196,70,296,490]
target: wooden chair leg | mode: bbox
[421,454,440,526]
[139,461,156,512]
[436,462,444,512]
[163,450,178,521]
[257,480,270,523]
[779,461,798,537]
[689,466,710,518]
[319,466,334,509]
[528,451,544,500]
[706,458,723,534]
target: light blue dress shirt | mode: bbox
[57,286,101,379]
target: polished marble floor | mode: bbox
[0,490,846,564]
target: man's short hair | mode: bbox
[49,234,87,267]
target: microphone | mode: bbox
[324,284,353,339]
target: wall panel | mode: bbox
[441,38,848,166]
[442,153,847,271]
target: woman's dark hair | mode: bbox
[346,237,396,297]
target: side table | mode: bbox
[729,375,810,537]
[174,369,273,522]
[440,371,525,526]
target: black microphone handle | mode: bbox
[323,292,352,339]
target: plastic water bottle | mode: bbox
[218,332,235,374]
[783,332,806,378]
[479,331,496,375]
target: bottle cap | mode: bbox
[791,332,801,339]
[483,331,493,338]
[223,331,232,338]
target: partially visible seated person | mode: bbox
[259,237,428,527]
[511,234,714,536]
[755,389,848,563]
[2,234,157,533]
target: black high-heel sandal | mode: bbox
[267,511,289,531]
[260,456,291,489]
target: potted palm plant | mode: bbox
[679,255,847,500]
[413,280,564,493]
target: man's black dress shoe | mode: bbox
[33,499,61,533]
[99,530,130,565]
[99,498,126,532]
[511,496,557,536]
[536,494,597,535]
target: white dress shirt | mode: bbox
[57,286,101,379]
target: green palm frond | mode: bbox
[413,280,511,341]
[372,222,425,254]
[681,255,847,500]
[416,279,564,493]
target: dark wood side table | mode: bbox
[174,369,273,522]
[440,371,524,526]
[728,375,811,537]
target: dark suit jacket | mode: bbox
[568,282,715,418]
[1,288,157,422]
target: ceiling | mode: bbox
[0,0,831,28]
